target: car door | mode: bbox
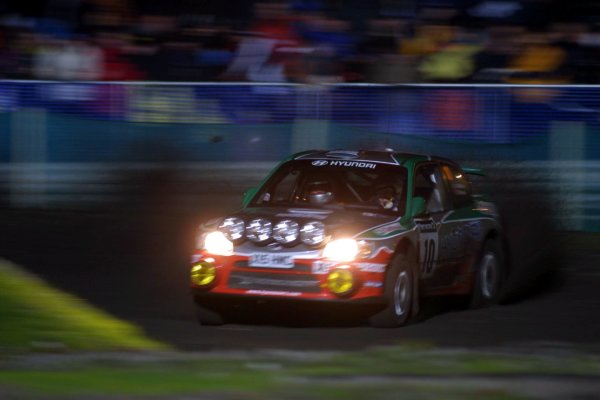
[439,162,478,279]
[412,163,453,286]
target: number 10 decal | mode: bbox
[419,231,439,277]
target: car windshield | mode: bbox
[251,160,408,214]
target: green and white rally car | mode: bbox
[191,150,506,327]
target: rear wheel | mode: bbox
[470,239,505,308]
[369,253,416,328]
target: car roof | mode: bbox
[292,149,456,167]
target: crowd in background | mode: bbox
[1,0,600,84]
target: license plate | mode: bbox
[249,253,294,268]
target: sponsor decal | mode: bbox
[246,290,302,297]
[369,246,395,259]
[364,281,383,288]
[417,221,440,233]
[191,254,202,263]
[417,221,439,278]
[330,160,376,169]
[356,263,386,273]
[373,224,402,236]
[310,160,377,169]
[312,261,336,274]
[355,218,412,241]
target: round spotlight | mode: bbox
[273,220,299,244]
[300,221,326,246]
[218,217,245,242]
[246,218,272,243]
[326,267,355,297]
[191,260,217,287]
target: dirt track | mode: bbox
[1,206,599,353]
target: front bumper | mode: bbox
[191,252,390,302]
[193,290,387,306]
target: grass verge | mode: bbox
[0,346,599,399]
[0,259,167,353]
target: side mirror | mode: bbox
[410,196,426,218]
[242,187,258,207]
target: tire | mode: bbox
[195,304,224,326]
[369,253,416,328]
[470,239,505,308]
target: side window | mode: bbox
[441,164,472,208]
[413,164,450,213]
[273,170,300,203]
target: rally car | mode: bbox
[191,150,505,327]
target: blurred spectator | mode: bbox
[359,18,420,83]
[297,13,356,83]
[419,27,481,82]
[2,0,600,83]
[195,26,235,81]
[33,33,102,80]
[0,30,19,78]
[505,28,568,84]
[472,25,522,82]
[551,22,600,84]
[33,35,62,79]
[152,34,199,81]
[11,30,37,79]
[55,35,103,80]
[95,31,143,80]
[223,2,303,82]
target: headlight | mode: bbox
[300,221,326,246]
[219,217,245,242]
[203,231,233,256]
[273,220,299,244]
[246,218,272,243]
[322,238,359,262]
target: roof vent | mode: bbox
[325,150,359,159]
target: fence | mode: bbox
[0,81,599,231]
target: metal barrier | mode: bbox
[2,81,600,158]
[1,81,599,231]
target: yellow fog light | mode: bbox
[327,267,355,297]
[191,260,217,287]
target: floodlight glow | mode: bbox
[219,217,245,241]
[273,220,299,244]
